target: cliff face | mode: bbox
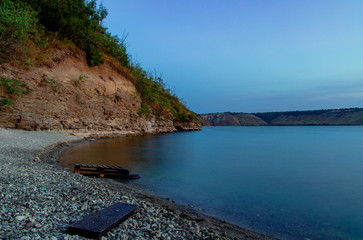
[0,48,201,136]
[196,115,212,126]
[201,113,267,126]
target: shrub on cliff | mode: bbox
[0,0,44,62]
[132,64,196,122]
[0,76,32,107]
[24,0,107,65]
[22,0,129,67]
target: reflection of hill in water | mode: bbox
[59,135,162,170]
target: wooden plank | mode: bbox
[68,202,137,239]
[99,168,105,178]
[74,165,81,174]
[74,164,131,177]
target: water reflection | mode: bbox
[59,127,363,240]
[59,134,167,170]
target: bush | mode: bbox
[0,77,32,95]
[0,77,32,107]
[0,97,13,107]
[0,0,42,61]
[103,32,130,68]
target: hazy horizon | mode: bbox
[104,0,363,113]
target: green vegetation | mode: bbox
[0,77,32,95]
[0,0,47,63]
[131,65,195,121]
[0,76,32,107]
[41,77,61,92]
[0,0,195,121]
[0,97,13,107]
[73,74,88,87]
[138,102,151,117]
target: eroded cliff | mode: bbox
[0,47,201,136]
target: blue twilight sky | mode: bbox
[103,0,363,113]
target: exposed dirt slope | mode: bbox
[0,47,201,136]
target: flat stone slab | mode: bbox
[68,202,138,238]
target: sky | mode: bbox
[103,0,363,113]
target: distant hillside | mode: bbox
[201,113,267,126]
[200,108,363,126]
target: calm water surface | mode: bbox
[60,126,363,239]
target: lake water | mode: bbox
[59,126,363,239]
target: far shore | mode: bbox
[0,128,276,239]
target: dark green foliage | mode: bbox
[24,0,129,66]
[103,32,129,68]
[0,97,13,107]
[87,42,104,66]
[0,0,44,61]
[0,0,37,42]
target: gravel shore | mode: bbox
[0,128,276,240]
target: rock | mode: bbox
[16,216,27,221]
[81,202,88,211]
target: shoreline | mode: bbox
[1,128,276,239]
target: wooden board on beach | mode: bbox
[74,163,129,178]
[68,202,138,239]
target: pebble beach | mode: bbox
[0,128,275,240]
